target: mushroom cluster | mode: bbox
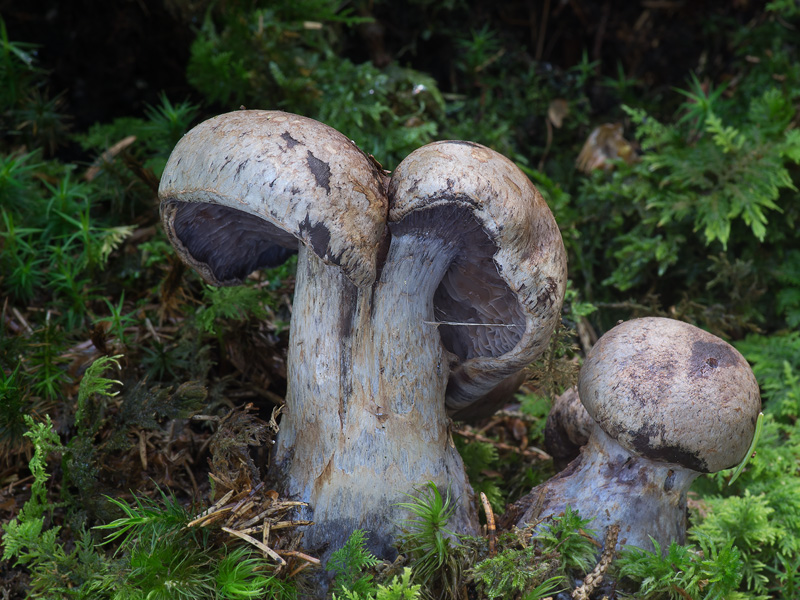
[511,317,761,551]
[158,110,568,559]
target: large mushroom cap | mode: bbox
[578,317,761,473]
[159,110,388,288]
[388,141,568,416]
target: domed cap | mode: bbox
[578,317,761,473]
[388,140,568,414]
[159,110,388,288]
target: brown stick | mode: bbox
[571,524,619,600]
[480,492,496,556]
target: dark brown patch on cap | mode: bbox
[281,131,301,149]
[536,277,558,310]
[298,214,333,262]
[628,423,708,472]
[306,150,331,193]
[689,340,736,379]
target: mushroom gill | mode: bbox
[163,200,298,285]
[390,204,526,361]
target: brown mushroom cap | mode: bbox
[388,141,568,415]
[578,317,761,473]
[158,110,387,288]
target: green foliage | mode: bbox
[627,84,799,248]
[96,489,194,547]
[522,577,568,600]
[396,482,468,596]
[471,547,561,600]
[1,417,295,600]
[0,17,69,154]
[453,439,505,513]
[94,491,296,600]
[518,392,553,443]
[727,411,764,486]
[4,4,800,600]
[736,331,800,419]
[0,363,34,459]
[333,567,422,600]
[689,492,778,594]
[774,250,800,327]
[195,284,272,335]
[613,86,797,255]
[0,15,39,113]
[186,1,441,168]
[329,529,381,597]
[689,328,800,598]
[0,416,109,599]
[97,293,140,348]
[616,536,745,600]
[74,354,123,435]
[443,29,592,163]
[536,506,597,576]
[75,93,198,178]
[467,509,596,600]
[553,55,800,335]
[19,415,63,518]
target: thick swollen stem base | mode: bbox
[515,426,699,552]
[271,243,477,565]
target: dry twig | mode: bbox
[571,524,620,600]
[187,487,316,574]
[480,492,497,556]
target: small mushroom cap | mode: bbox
[159,110,388,287]
[578,317,761,473]
[388,141,568,414]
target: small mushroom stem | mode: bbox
[515,426,699,551]
[271,239,477,559]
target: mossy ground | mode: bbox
[2,2,800,598]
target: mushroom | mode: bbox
[543,386,593,471]
[158,110,567,561]
[511,317,761,551]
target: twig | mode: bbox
[186,490,235,527]
[422,320,518,328]
[12,307,33,335]
[270,520,313,530]
[237,521,312,535]
[480,492,496,556]
[222,526,286,566]
[84,135,137,181]
[277,550,321,565]
[571,524,619,600]
[287,561,314,578]
[144,317,162,344]
[225,500,256,527]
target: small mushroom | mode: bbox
[159,111,567,562]
[512,317,761,551]
[544,386,593,471]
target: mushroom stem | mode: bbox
[272,240,477,559]
[517,426,699,551]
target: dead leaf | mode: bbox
[576,123,638,173]
[547,98,569,128]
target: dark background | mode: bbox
[0,0,763,135]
